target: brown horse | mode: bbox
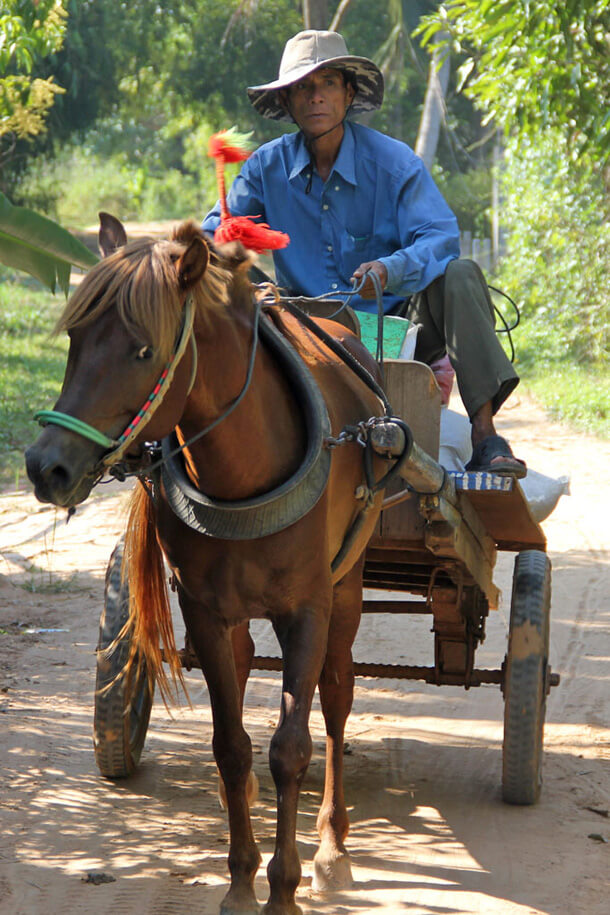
[25,216,388,915]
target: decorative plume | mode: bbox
[208,128,290,254]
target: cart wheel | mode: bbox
[93,538,154,778]
[502,550,552,805]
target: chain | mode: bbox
[324,417,382,450]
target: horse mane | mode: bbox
[55,221,235,362]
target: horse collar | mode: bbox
[159,314,332,540]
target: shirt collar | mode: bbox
[288,122,357,186]
[289,134,311,180]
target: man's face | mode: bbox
[282,68,355,136]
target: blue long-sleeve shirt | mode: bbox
[203,121,460,313]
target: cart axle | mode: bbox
[166,649,560,689]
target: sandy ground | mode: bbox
[0,390,608,915]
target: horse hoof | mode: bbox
[220,886,261,914]
[312,848,353,893]
[218,770,260,810]
[260,903,302,915]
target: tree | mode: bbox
[414,30,450,168]
[303,0,329,29]
[495,132,609,365]
[5,1,489,230]
[416,0,610,167]
[0,1,67,143]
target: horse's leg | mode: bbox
[312,558,363,892]
[180,595,261,915]
[263,604,330,915]
[218,623,259,809]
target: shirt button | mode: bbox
[327,245,333,252]
[334,185,340,191]
[322,204,329,210]
[331,283,338,289]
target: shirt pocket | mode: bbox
[338,232,375,277]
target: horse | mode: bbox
[25,215,390,915]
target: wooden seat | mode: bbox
[372,359,442,544]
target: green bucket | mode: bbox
[357,313,417,360]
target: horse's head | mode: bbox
[25,215,222,507]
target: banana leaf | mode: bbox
[0,193,99,296]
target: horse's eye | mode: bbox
[136,345,153,360]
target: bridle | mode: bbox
[32,290,268,487]
[34,295,197,473]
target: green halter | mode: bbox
[34,296,196,465]
[33,411,116,448]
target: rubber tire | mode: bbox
[93,538,154,778]
[502,550,552,805]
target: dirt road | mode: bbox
[1,391,608,915]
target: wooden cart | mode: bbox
[93,324,559,807]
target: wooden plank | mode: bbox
[369,423,546,553]
[379,361,442,541]
[381,360,441,459]
[423,516,499,610]
[452,473,546,551]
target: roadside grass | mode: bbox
[0,275,67,491]
[18,565,81,593]
[0,272,607,494]
[511,317,609,439]
[519,362,609,439]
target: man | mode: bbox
[203,30,525,476]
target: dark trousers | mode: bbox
[406,259,519,419]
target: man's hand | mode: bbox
[351,260,388,299]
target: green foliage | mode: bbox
[496,132,610,367]
[0,1,66,71]
[0,192,98,293]
[432,163,491,234]
[14,114,239,225]
[0,278,66,489]
[0,1,67,140]
[8,0,491,224]
[417,0,610,166]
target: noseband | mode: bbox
[34,295,197,468]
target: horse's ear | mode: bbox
[214,240,252,271]
[176,236,209,290]
[98,212,127,257]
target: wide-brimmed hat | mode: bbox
[247,30,384,122]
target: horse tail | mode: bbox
[123,481,186,706]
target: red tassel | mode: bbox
[209,127,291,254]
[214,216,290,253]
[208,129,253,164]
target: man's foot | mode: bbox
[466,434,527,478]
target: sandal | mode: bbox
[465,434,527,479]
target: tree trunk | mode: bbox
[415,32,450,169]
[303,0,329,30]
[329,0,353,32]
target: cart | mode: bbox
[93,306,559,807]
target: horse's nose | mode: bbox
[25,442,76,505]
